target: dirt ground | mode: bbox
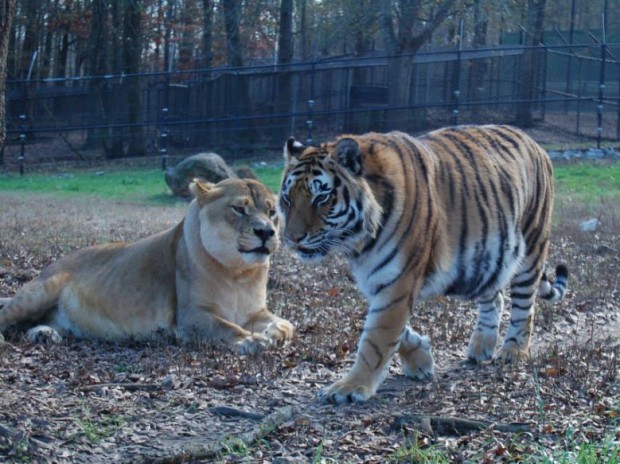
[0,164,619,462]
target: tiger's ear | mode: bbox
[335,138,363,176]
[189,178,216,204]
[284,137,305,164]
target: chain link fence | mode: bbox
[2,43,619,171]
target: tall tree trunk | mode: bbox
[274,0,294,139]
[222,0,255,145]
[468,0,488,115]
[379,0,457,132]
[0,0,17,164]
[298,0,308,61]
[516,0,546,128]
[85,0,119,153]
[202,0,214,69]
[222,0,243,67]
[123,0,145,157]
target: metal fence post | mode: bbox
[18,114,26,176]
[597,18,606,149]
[160,107,169,170]
[306,99,315,145]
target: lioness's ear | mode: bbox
[189,178,215,203]
[284,137,305,164]
[335,137,363,176]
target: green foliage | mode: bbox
[533,430,620,464]
[554,163,620,202]
[75,415,127,444]
[0,165,284,204]
[252,165,283,192]
[0,169,172,204]
[389,435,452,464]
[0,163,617,206]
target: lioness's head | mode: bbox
[189,178,279,267]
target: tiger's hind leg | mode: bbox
[496,261,545,363]
[467,291,503,363]
[398,326,434,380]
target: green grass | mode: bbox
[0,165,285,204]
[0,162,618,205]
[554,163,620,202]
[0,169,172,204]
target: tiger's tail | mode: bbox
[537,264,568,302]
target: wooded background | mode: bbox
[1,0,619,165]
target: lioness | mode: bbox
[0,178,293,353]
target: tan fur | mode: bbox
[0,178,293,353]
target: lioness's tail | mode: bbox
[0,273,69,329]
[537,264,568,302]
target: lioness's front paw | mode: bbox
[234,333,269,355]
[262,319,294,346]
[319,378,375,404]
[26,325,62,344]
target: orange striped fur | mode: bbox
[280,125,568,404]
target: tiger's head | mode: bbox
[278,136,382,261]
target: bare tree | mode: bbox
[467,0,488,114]
[123,0,146,157]
[0,0,17,164]
[223,0,243,67]
[515,0,546,128]
[379,0,458,131]
[222,0,255,143]
[274,0,294,137]
[202,0,215,68]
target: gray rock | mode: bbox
[580,218,600,232]
[585,148,605,160]
[234,165,258,180]
[165,152,237,198]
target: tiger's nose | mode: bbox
[254,227,275,241]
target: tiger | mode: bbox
[278,125,568,404]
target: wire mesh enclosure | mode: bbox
[3,42,619,170]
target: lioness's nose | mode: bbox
[254,227,275,240]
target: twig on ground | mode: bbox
[393,414,531,436]
[145,405,294,463]
[208,405,264,421]
[78,383,162,393]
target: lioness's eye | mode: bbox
[231,205,246,215]
[268,209,277,218]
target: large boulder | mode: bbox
[165,152,237,198]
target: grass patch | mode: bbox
[554,163,620,202]
[0,162,618,205]
[0,165,285,204]
[0,169,172,204]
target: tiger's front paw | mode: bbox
[234,333,270,355]
[262,319,294,346]
[467,330,498,363]
[399,330,434,380]
[495,342,529,364]
[319,377,376,404]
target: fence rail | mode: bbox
[2,42,620,171]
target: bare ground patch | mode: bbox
[0,191,619,463]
